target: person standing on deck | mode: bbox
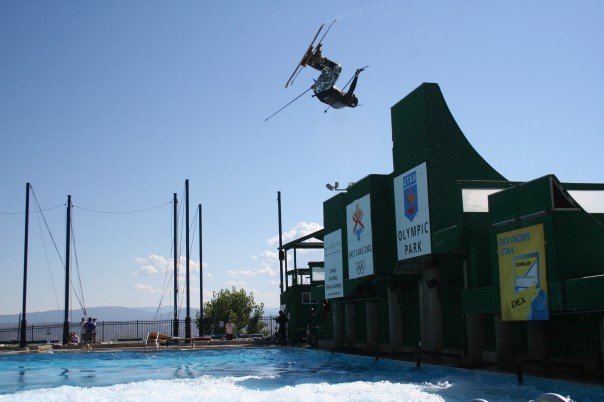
[92,318,98,343]
[275,311,289,346]
[83,317,95,351]
[225,319,235,340]
[79,317,86,344]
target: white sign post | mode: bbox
[346,194,374,279]
[394,162,431,260]
[324,229,344,299]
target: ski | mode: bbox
[285,20,338,88]
[316,19,336,50]
[288,19,338,87]
[285,23,325,88]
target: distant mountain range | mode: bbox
[0,306,281,325]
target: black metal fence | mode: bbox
[0,317,277,344]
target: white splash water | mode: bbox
[0,376,448,402]
[0,348,600,401]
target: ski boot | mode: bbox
[303,44,324,69]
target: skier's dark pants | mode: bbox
[309,55,360,108]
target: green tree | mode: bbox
[195,287,265,335]
[246,307,265,335]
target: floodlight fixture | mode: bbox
[326,181,347,192]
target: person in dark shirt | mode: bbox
[83,317,95,350]
[303,44,365,109]
[275,311,289,346]
[306,308,317,347]
[91,318,98,343]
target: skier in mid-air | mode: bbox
[302,43,365,109]
[265,21,366,121]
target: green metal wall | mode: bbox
[391,83,505,253]
[280,286,314,342]
[438,255,467,350]
[548,313,603,358]
[461,286,500,314]
[377,284,391,345]
[354,301,367,343]
[483,314,497,351]
[507,321,529,356]
[552,211,604,280]
[323,192,346,233]
[489,176,554,224]
[398,277,421,347]
[318,308,334,342]
[467,236,493,288]
[564,276,604,310]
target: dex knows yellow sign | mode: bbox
[497,224,549,321]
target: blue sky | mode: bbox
[1,1,602,315]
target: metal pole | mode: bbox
[185,179,191,341]
[284,250,288,290]
[19,183,30,348]
[199,204,203,336]
[277,191,284,293]
[173,193,179,337]
[62,195,72,345]
[294,249,298,285]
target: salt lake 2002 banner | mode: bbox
[497,223,549,321]
[346,194,374,279]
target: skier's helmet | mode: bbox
[348,95,359,108]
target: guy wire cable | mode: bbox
[0,203,64,215]
[34,207,61,312]
[73,201,171,214]
[30,186,66,268]
[70,217,87,314]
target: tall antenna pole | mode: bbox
[277,191,284,294]
[173,192,179,337]
[198,204,203,336]
[19,183,30,348]
[62,195,72,345]
[185,179,191,341]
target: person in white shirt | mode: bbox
[79,318,86,344]
[225,320,235,340]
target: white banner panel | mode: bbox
[394,162,431,260]
[346,194,374,279]
[324,229,344,299]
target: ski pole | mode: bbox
[265,86,313,122]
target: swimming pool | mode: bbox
[0,347,601,401]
